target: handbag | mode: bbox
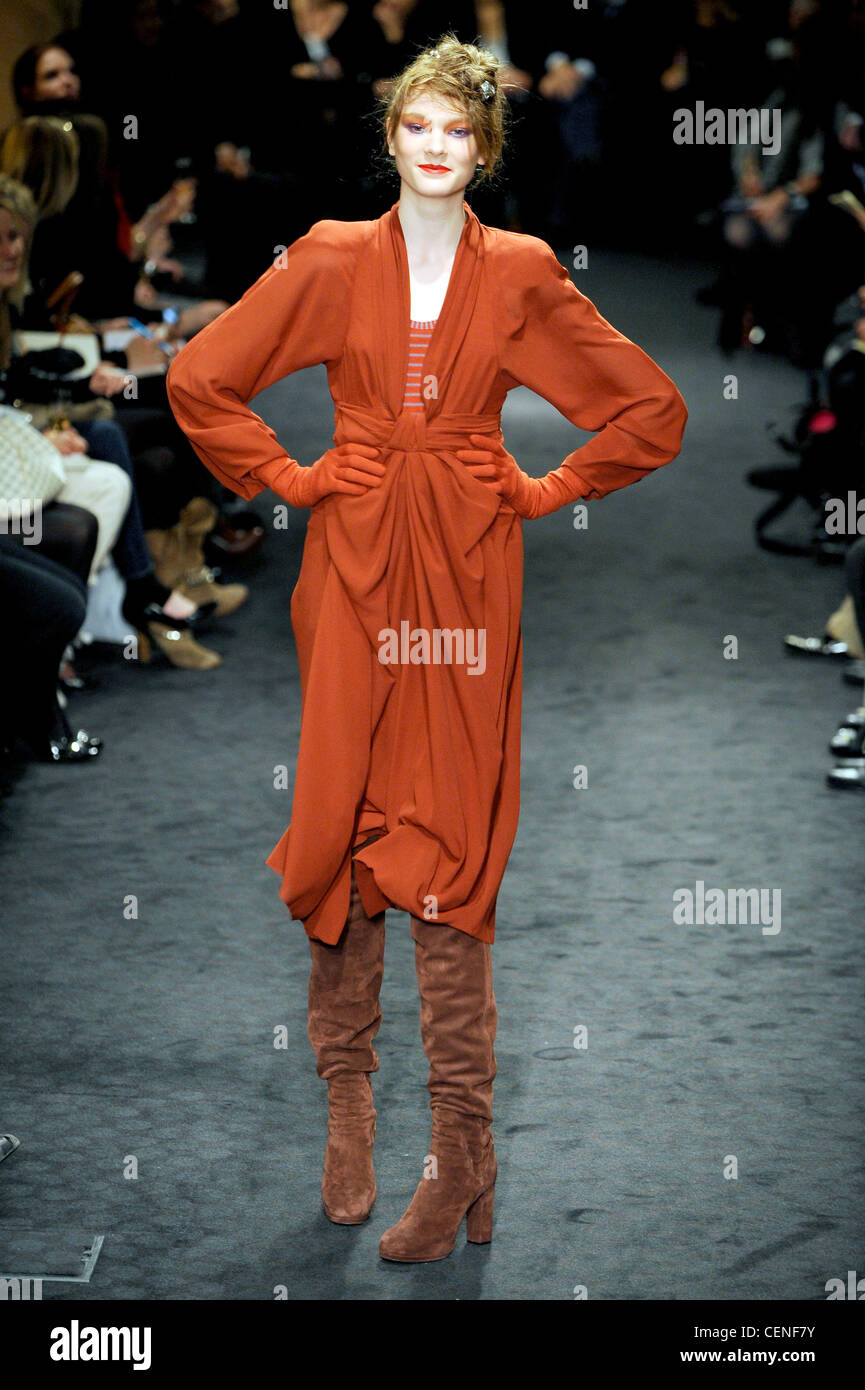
[0,405,68,524]
[11,272,102,402]
[11,330,103,403]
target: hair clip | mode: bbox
[479,80,495,102]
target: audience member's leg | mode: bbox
[76,419,152,582]
[56,459,132,585]
[7,502,99,587]
[0,538,87,751]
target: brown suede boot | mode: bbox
[378,918,497,1262]
[308,850,386,1225]
[146,497,248,618]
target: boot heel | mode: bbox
[466,1182,495,1244]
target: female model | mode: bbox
[166,36,687,1263]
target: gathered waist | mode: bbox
[333,402,501,455]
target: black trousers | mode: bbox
[0,535,88,748]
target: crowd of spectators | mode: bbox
[0,0,863,785]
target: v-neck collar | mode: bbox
[380,199,484,419]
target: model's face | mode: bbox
[0,209,28,290]
[388,89,483,199]
[33,47,80,102]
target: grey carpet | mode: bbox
[1,249,862,1301]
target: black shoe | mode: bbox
[59,666,102,695]
[0,1135,20,1163]
[68,726,103,751]
[121,598,217,634]
[826,759,865,790]
[37,732,102,763]
[784,633,850,659]
[843,660,865,686]
[28,708,103,763]
[829,724,865,757]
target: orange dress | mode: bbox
[166,200,687,945]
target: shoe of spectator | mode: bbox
[784,634,850,658]
[122,595,218,635]
[176,562,248,618]
[36,731,101,763]
[842,660,865,685]
[826,759,865,790]
[829,724,865,757]
[147,498,249,619]
[68,727,103,751]
[0,1135,20,1163]
[207,515,265,560]
[132,617,222,671]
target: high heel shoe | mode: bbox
[784,633,850,659]
[67,726,103,751]
[146,499,249,619]
[827,758,865,790]
[131,614,222,670]
[28,711,103,763]
[378,1114,497,1262]
[42,732,101,762]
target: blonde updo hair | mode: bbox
[382,33,507,184]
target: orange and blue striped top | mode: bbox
[403,318,438,412]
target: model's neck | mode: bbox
[397,188,467,260]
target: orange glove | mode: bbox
[269,442,386,507]
[456,434,567,519]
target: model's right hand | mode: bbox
[290,443,387,506]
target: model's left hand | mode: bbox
[456,434,538,517]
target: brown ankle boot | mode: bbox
[308,848,386,1224]
[378,918,497,1262]
[146,497,248,619]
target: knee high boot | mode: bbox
[378,918,498,1262]
[307,855,386,1224]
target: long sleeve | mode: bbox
[165,219,359,501]
[493,237,687,517]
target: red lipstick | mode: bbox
[419,164,451,173]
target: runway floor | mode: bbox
[1,247,862,1301]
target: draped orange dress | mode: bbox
[166,200,687,945]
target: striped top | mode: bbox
[403,318,438,412]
